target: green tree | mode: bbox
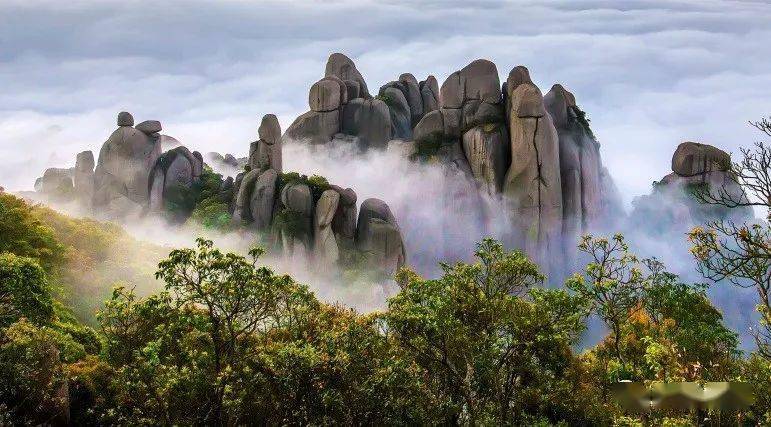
[689,118,771,359]
[0,193,63,271]
[387,238,594,424]
[0,253,54,326]
[567,234,645,372]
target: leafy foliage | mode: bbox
[0,193,63,270]
[2,186,771,425]
[278,171,330,204]
[0,253,54,327]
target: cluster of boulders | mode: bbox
[285,53,441,149]
[36,112,205,218]
[286,53,619,275]
[34,52,753,281]
[630,142,751,230]
[233,115,406,275]
[34,109,406,276]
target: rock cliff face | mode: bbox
[284,53,620,276]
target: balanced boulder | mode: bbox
[93,112,162,210]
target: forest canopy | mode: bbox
[1,192,770,425]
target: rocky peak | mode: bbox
[671,141,731,177]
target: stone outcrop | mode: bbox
[630,142,751,238]
[672,141,731,177]
[148,146,203,212]
[250,114,283,173]
[462,124,510,195]
[249,169,278,231]
[39,168,73,194]
[399,73,424,126]
[285,73,347,144]
[342,98,392,149]
[356,198,406,275]
[74,151,95,204]
[544,84,604,257]
[33,55,637,281]
[314,189,340,264]
[503,81,562,274]
[325,53,371,99]
[330,185,357,246]
[93,112,162,216]
[419,76,440,115]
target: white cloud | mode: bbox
[1,0,770,210]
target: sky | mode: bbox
[1,0,770,208]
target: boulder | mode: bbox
[279,183,314,255]
[249,168,278,231]
[440,60,501,109]
[399,73,424,125]
[330,185,357,244]
[163,148,195,191]
[117,111,134,127]
[544,84,603,244]
[440,71,465,109]
[356,198,398,242]
[344,79,361,100]
[314,189,340,264]
[75,150,95,173]
[460,59,501,103]
[285,110,340,145]
[462,124,510,195]
[505,66,532,93]
[281,183,313,217]
[413,109,445,143]
[363,218,405,276]
[74,150,95,202]
[232,169,261,223]
[543,84,576,129]
[382,87,412,139]
[259,114,282,145]
[135,120,162,135]
[503,82,562,275]
[252,114,283,173]
[40,168,73,194]
[419,75,440,114]
[93,117,162,207]
[309,78,342,112]
[322,75,348,105]
[355,198,405,274]
[672,142,731,177]
[341,98,392,149]
[325,53,371,99]
[504,66,533,124]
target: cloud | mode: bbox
[1,0,770,208]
